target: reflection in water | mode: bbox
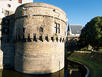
[67,60,87,77]
[0,61,86,77]
[2,69,66,77]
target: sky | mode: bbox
[33,0,102,26]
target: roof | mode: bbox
[68,24,82,34]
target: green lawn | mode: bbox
[67,52,102,77]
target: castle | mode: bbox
[66,24,82,51]
[1,2,68,74]
[67,24,82,40]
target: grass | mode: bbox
[67,52,102,77]
[75,50,91,53]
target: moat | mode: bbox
[0,60,86,77]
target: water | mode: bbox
[67,60,87,77]
[0,61,86,77]
[0,69,65,77]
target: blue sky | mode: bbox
[33,0,102,26]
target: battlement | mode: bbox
[15,33,65,42]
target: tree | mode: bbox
[78,16,102,49]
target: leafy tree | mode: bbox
[78,16,102,48]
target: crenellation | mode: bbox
[14,33,66,43]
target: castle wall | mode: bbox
[0,0,33,70]
[15,3,67,74]
[15,41,64,73]
[1,15,15,69]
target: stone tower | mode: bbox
[14,3,68,74]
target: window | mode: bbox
[5,11,9,16]
[54,23,60,33]
[57,24,60,33]
[18,0,22,3]
[54,23,57,33]
[39,27,43,32]
[8,4,11,7]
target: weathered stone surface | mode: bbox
[1,14,15,69]
[14,3,68,74]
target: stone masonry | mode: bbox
[14,3,67,74]
[1,14,15,69]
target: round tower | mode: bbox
[14,3,68,74]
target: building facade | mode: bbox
[0,0,33,69]
[67,24,82,40]
[66,24,82,51]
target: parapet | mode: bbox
[15,3,68,24]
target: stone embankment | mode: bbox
[0,50,3,69]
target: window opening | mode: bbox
[54,23,60,33]
[39,27,43,32]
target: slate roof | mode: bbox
[68,24,82,34]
